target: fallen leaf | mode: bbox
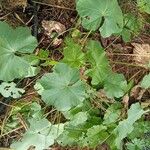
[122,94,129,107]
[132,43,150,68]
[130,84,148,101]
[42,20,66,47]
[42,20,66,37]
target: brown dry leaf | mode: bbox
[52,38,63,47]
[141,99,150,108]
[132,43,150,68]
[42,20,66,47]
[122,94,129,107]
[42,20,66,36]
[130,85,146,100]
[130,85,142,99]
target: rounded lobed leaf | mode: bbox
[76,0,123,37]
[0,21,38,81]
[35,63,86,111]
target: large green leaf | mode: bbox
[114,103,148,149]
[35,63,86,111]
[86,40,111,85]
[62,38,85,68]
[11,118,64,150]
[76,0,123,37]
[0,21,38,81]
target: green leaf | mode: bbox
[37,49,57,66]
[58,117,102,147]
[38,49,49,60]
[4,102,44,133]
[103,102,122,125]
[137,0,150,14]
[71,29,82,38]
[62,38,85,68]
[63,100,100,120]
[0,21,38,81]
[76,0,123,37]
[126,138,145,150]
[69,112,88,126]
[121,28,132,42]
[11,118,64,150]
[0,82,25,98]
[81,125,108,148]
[58,130,83,146]
[86,40,111,85]
[30,102,43,119]
[35,63,86,111]
[128,121,150,140]
[58,101,102,147]
[121,13,143,42]
[114,103,148,149]
[104,73,128,98]
[41,60,58,66]
[141,73,150,89]
[58,122,89,146]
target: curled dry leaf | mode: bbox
[130,85,146,100]
[42,20,66,47]
[122,94,129,107]
[42,20,66,36]
[132,43,150,68]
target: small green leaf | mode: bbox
[141,73,150,89]
[62,38,85,68]
[81,125,108,148]
[35,63,86,111]
[58,130,83,146]
[41,60,58,66]
[104,73,128,98]
[121,13,143,42]
[103,102,122,125]
[71,29,81,38]
[137,0,150,14]
[63,100,100,120]
[126,138,145,150]
[0,82,25,98]
[128,121,150,140]
[38,49,49,60]
[69,112,88,126]
[76,0,123,37]
[86,40,111,85]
